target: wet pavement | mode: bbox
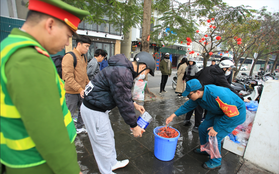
[75,85,270,174]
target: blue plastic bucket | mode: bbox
[153,126,180,161]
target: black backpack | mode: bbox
[51,52,86,79]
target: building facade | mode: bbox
[0,0,123,59]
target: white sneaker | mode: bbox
[112,159,129,171]
[76,128,87,134]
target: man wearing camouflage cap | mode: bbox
[0,0,89,173]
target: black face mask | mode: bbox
[131,66,147,79]
[132,69,138,79]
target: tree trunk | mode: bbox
[121,28,132,59]
[142,0,152,52]
[250,54,261,76]
[271,53,279,73]
[203,54,209,68]
[263,56,270,72]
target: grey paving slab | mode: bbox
[75,84,270,174]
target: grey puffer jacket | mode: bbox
[83,54,137,128]
[87,57,100,80]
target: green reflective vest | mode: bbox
[0,35,76,168]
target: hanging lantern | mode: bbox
[204,42,207,45]
[234,36,238,40]
[237,41,242,45]
[216,36,221,40]
[135,45,137,47]
[163,45,164,47]
[188,48,190,50]
[186,37,191,42]
[199,40,202,43]
[197,53,199,56]
[211,18,215,21]
[209,52,213,56]
[209,25,212,28]
[225,51,229,53]
[237,38,242,42]
[139,42,141,45]
[181,41,183,44]
[201,37,205,41]
[207,19,211,23]
[196,30,199,33]
[220,53,223,56]
[205,34,208,37]
[213,26,216,29]
[187,42,191,45]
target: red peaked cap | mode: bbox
[29,0,80,32]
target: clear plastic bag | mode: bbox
[132,80,147,101]
[241,109,256,129]
[200,136,222,159]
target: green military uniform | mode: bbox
[0,28,78,174]
[0,0,89,173]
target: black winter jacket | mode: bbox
[195,65,241,98]
[83,54,137,128]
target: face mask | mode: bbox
[131,70,138,79]
[135,70,146,80]
[225,70,231,76]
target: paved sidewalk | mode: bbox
[75,85,273,174]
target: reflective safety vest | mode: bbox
[0,35,76,168]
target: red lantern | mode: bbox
[135,45,137,47]
[196,30,199,33]
[204,42,206,45]
[237,41,242,45]
[199,40,202,42]
[187,42,191,45]
[209,52,213,56]
[163,45,164,47]
[234,36,238,40]
[220,53,223,56]
[211,18,215,21]
[181,41,183,44]
[209,25,212,28]
[188,48,190,50]
[216,36,221,40]
[207,19,211,23]
[225,51,229,53]
[213,26,216,29]
[197,53,199,56]
[139,42,141,45]
[201,38,205,41]
[186,37,191,42]
[205,34,208,37]
[237,38,242,42]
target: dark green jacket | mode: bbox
[159,59,172,75]
[1,28,80,174]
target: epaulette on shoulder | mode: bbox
[34,46,50,57]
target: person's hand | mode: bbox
[80,90,84,98]
[132,126,145,137]
[79,172,83,174]
[207,127,218,137]
[166,114,176,125]
[244,99,250,103]
[134,102,145,114]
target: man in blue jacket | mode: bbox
[166,79,246,169]
[81,52,155,174]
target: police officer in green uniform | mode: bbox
[0,0,89,174]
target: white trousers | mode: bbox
[80,103,117,174]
